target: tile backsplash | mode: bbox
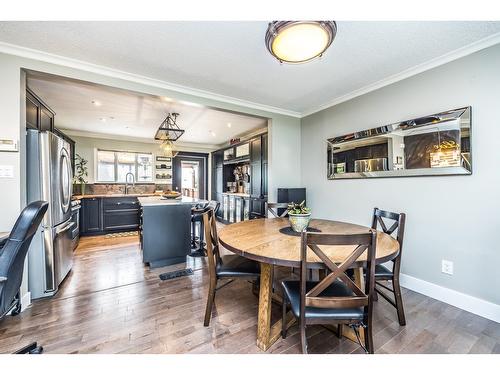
[73,183,173,195]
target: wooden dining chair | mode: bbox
[265,202,289,218]
[371,207,407,326]
[281,230,377,354]
[202,208,260,326]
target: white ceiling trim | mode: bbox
[301,31,500,117]
[0,41,301,118]
[63,129,219,150]
[1,31,500,119]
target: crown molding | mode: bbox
[301,32,500,117]
[1,31,499,120]
[63,129,219,150]
[0,41,301,118]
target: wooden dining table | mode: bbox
[218,217,400,351]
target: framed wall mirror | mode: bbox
[327,106,471,179]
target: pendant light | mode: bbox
[155,112,184,158]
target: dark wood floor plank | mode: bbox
[0,233,499,354]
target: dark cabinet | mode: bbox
[211,133,268,221]
[102,197,140,232]
[26,93,39,130]
[26,88,55,132]
[81,198,102,234]
[81,196,140,235]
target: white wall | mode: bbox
[301,44,500,309]
[267,117,302,203]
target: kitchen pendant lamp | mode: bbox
[154,112,184,142]
[265,21,337,64]
[160,138,178,158]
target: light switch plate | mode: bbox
[0,139,18,152]
[0,165,14,178]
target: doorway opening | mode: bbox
[181,160,200,198]
[173,152,208,200]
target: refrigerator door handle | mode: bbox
[56,221,74,234]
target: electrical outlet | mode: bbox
[441,259,454,275]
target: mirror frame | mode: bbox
[327,106,472,180]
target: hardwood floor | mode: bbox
[0,234,499,354]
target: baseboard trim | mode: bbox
[20,291,31,312]
[400,273,500,323]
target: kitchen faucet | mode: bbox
[125,172,135,194]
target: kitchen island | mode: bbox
[138,196,207,268]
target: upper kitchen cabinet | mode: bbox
[26,88,55,132]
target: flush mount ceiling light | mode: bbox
[265,21,337,64]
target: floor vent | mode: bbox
[159,268,194,281]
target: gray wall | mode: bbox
[0,51,301,232]
[0,51,301,307]
[301,44,500,305]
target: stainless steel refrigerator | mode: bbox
[27,129,74,299]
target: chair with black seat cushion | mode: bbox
[265,202,289,218]
[0,201,49,354]
[281,230,377,354]
[202,208,260,326]
[371,207,406,326]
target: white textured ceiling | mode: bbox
[2,21,500,114]
[27,73,267,144]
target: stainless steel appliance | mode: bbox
[70,199,81,251]
[27,129,74,299]
[354,158,388,173]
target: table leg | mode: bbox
[256,263,295,351]
[341,267,365,343]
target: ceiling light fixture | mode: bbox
[265,21,337,64]
[227,123,232,128]
[91,100,102,106]
[155,112,184,158]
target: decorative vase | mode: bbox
[81,183,86,196]
[288,213,312,232]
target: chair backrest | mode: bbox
[299,230,377,321]
[371,208,406,274]
[265,202,289,218]
[207,200,221,216]
[203,208,222,280]
[0,201,48,316]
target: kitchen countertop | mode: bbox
[221,192,250,198]
[73,193,161,199]
[138,195,208,207]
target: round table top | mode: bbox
[218,218,400,268]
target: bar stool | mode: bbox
[190,202,209,257]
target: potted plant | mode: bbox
[287,201,312,232]
[73,153,89,195]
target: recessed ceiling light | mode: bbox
[91,100,102,106]
[227,123,232,128]
[265,21,337,64]
[99,117,106,122]
[109,116,115,120]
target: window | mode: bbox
[96,150,153,183]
